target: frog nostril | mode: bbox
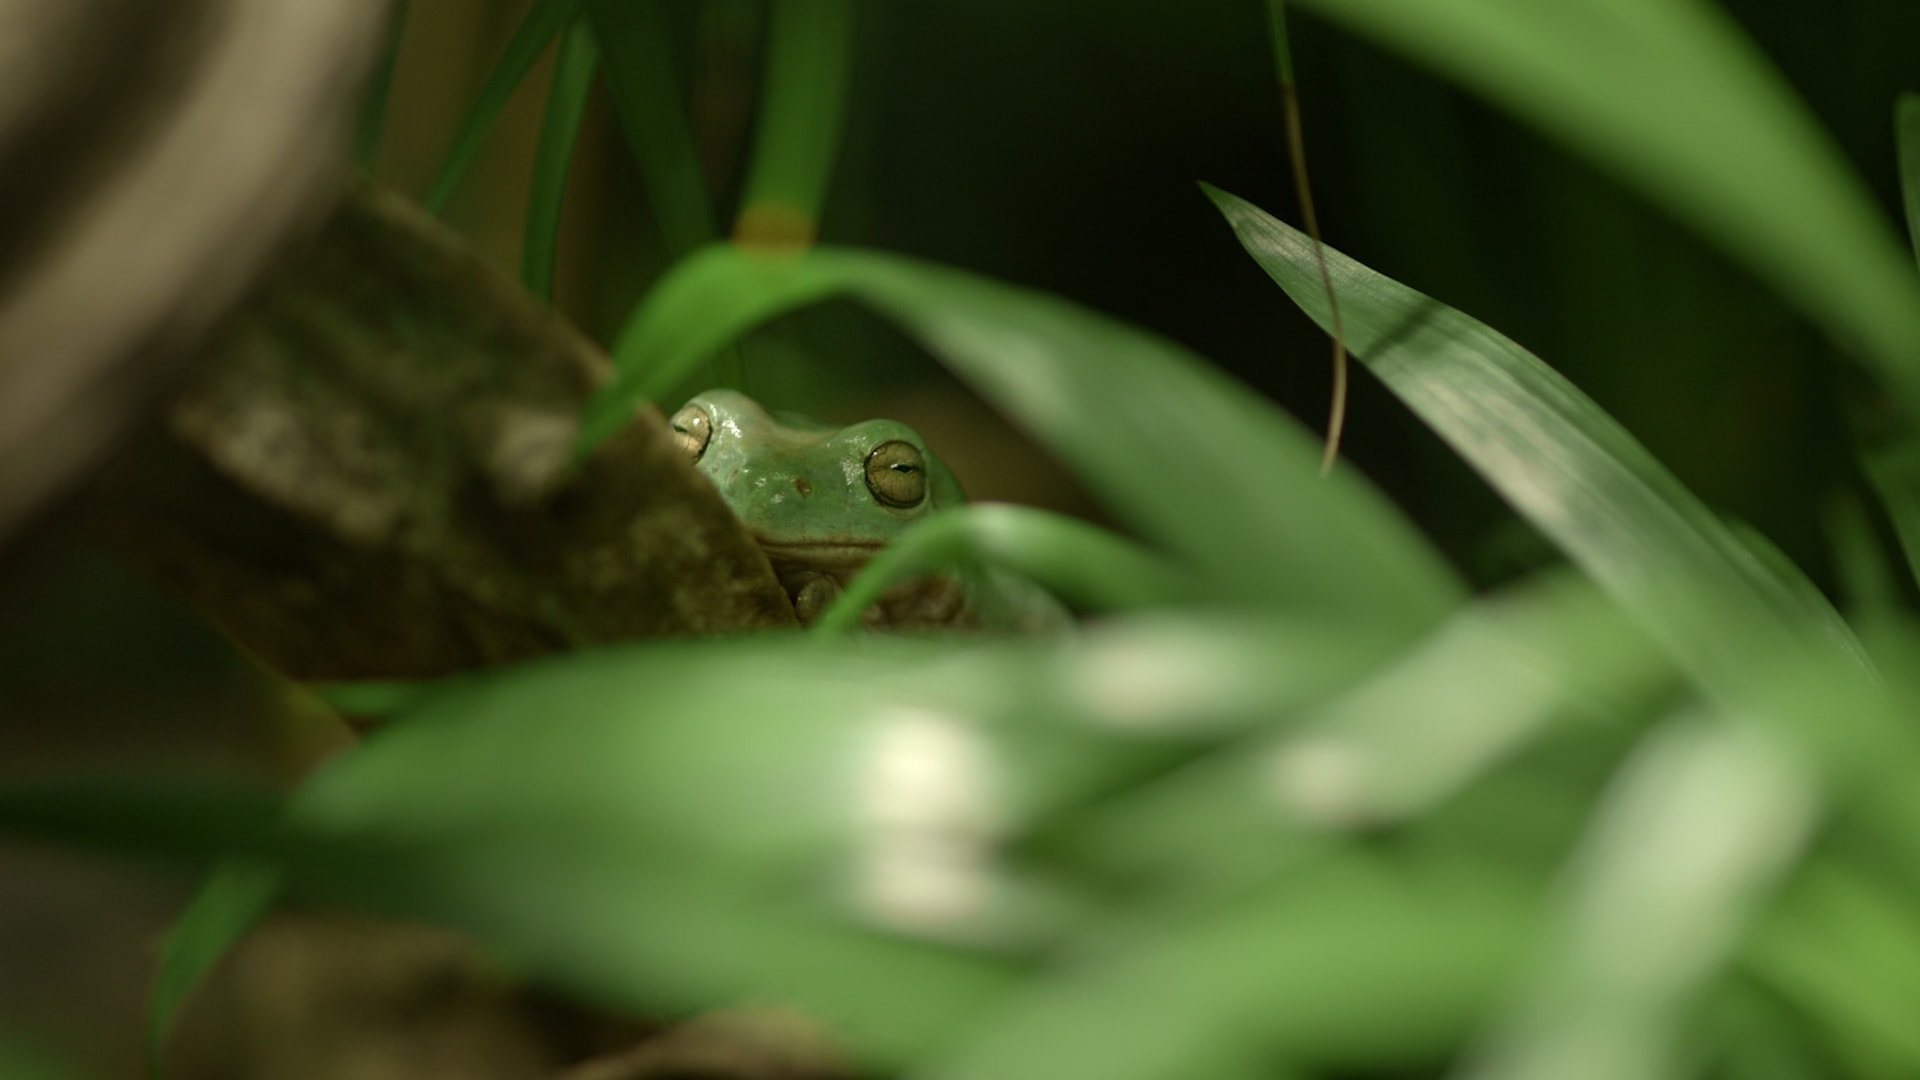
[793,477,813,497]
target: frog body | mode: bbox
[669,389,1063,631]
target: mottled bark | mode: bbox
[88,186,796,681]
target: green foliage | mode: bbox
[734,0,852,240]
[423,0,582,215]
[146,864,280,1078]
[584,0,718,256]
[521,17,598,299]
[815,504,1196,632]
[1284,0,1920,410]
[15,3,1920,1078]
[584,243,1464,628]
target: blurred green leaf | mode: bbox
[1285,0,1920,405]
[1751,859,1920,1077]
[147,862,280,1079]
[815,505,1196,634]
[1062,576,1667,888]
[1205,185,1867,695]
[734,0,852,244]
[1866,98,1920,596]
[1266,0,1297,84]
[0,1038,87,1080]
[1464,715,1817,1080]
[521,17,598,300]
[1821,493,1903,625]
[1898,92,1920,265]
[355,0,412,172]
[586,0,719,257]
[0,778,288,868]
[933,856,1532,1080]
[587,245,1463,629]
[282,618,1404,1066]
[424,0,581,215]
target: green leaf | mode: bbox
[586,0,719,257]
[734,0,853,244]
[1062,575,1667,886]
[147,863,281,1079]
[586,244,1463,629]
[355,0,412,172]
[1204,184,1866,694]
[276,617,1402,1066]
[1284,0,1920,406]
[521,17,598,300]
[1898,93,1920,266]
[424,0,582,215]
[0,1038,88,1080]
[933,856,1532,1080]
[0,779,288,867]
[813,505,1197,635]
[1751,859,1920,1077]
[1463,715,1817,1080]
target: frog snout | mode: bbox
[792,477,813,497]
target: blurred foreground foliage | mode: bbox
[12,1,1920,1078]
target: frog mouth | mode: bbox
[751,537,885,576]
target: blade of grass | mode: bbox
[813,505,1197,635]
[1859,440,1920,594]
[1861,98,1920,594]
[733,0,852,250]
[1898,93,1920,265]
[355,0,413,172]
[522,16,599,300]
[1205,184,1868,691]
[146,862,281,1079]
[1822,493,1903,623]
[584,244,1464,629]
[424,0,582,215]
[585,0,719,257]
[1283,0,1920,408]
[587,0,740,386]
[1266,0,1347,473]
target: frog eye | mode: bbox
[864,440,927,508]
[669,404,712,462]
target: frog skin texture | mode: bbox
[669,389,1064,632]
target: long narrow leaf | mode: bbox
[1898,93,1920,266]
[734,0,853,247]
[1284,0,1920,406]
[522,17,599,299]
[1205,185,1866,689]
[814,505,1196,635]
[146,862,281,1079]
[1861,97,1920,594]
[355,0,413,172]
[586,0,719,257]
[584,245,1463,628]
[424,0,582,215]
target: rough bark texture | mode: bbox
[88,185,797,681]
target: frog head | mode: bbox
[669,389,965,594]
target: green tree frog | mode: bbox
[669,389,1065,631]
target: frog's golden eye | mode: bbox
[669,404,712,463]
[864,440,927,508]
